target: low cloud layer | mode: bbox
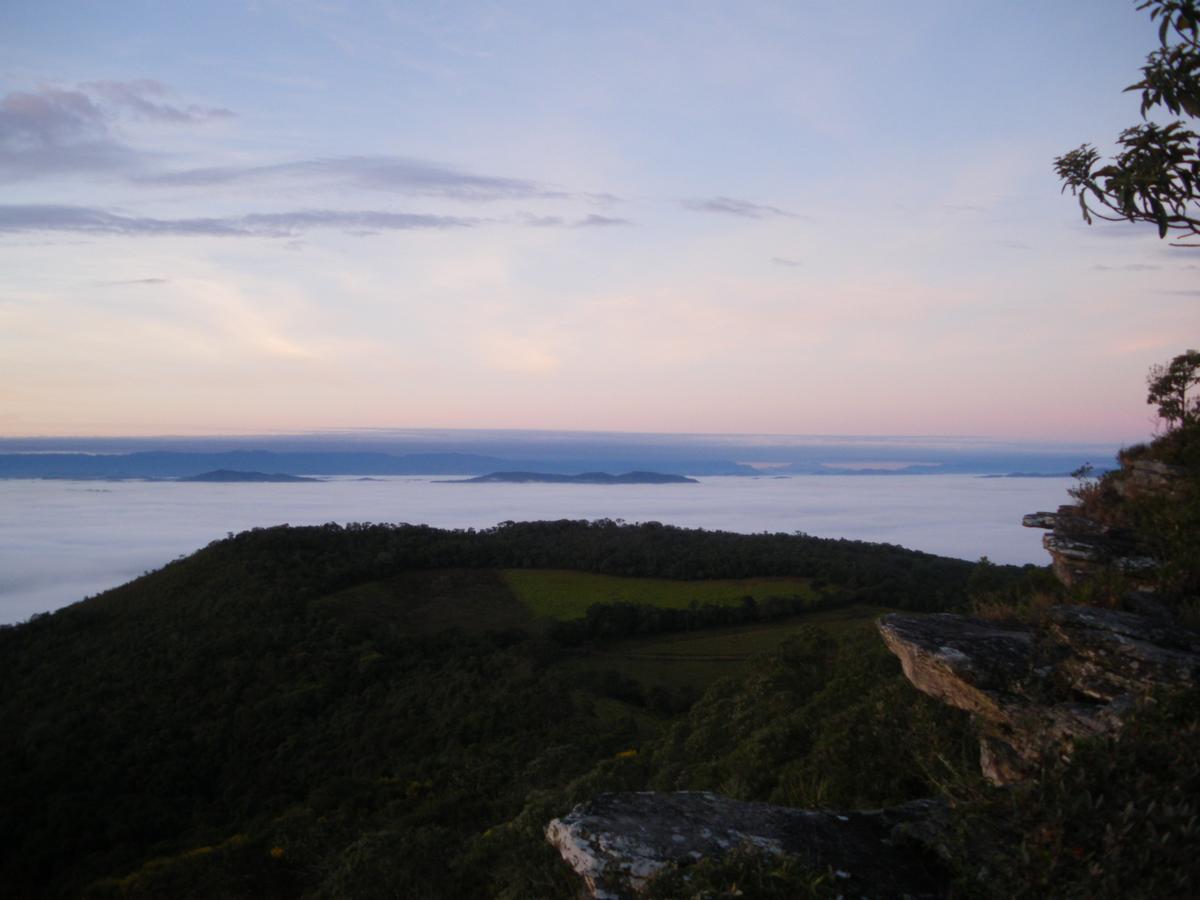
[683,196,797,218]
[0,474,1069,623]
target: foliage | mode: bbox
[1055,0,1200,244]
[629,627,981,810]
[966,556,1064,620]
[1054,413,1200,602]
[945,689,1200,898]
[1147,348,1200,428]
[0,521,983,898]
[501,569,815,620]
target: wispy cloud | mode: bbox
[682,196,797,218]
[0,205,477,237]
[515,212,631,228]
[0,205,638,238]
[574,214,629,227]
[138,155,567,202]
[771,256,802,267]
[97,277,171,286]
[82,80,233,123]
[581,192,623,207]
[0,86,132,180]
[0,82,230,182]
[1092,263,1161,271]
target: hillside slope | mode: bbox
[0,521,995,898]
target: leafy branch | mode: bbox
[1055,0,1200,245]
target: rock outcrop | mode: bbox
[878,606,1200,785]
[1022,455,1186,589]
[545,791,945,899]
[1022,506,1156,588]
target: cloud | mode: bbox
[1092,263,1161,271]
[573,214,630,227]
[82,80,233,123]
[0,87,105,143]
[0,86,133,180]
[582,192,623,206]
[0,204,477,237]
[771,256,802,267]
[682,196,797,218]
[0,82,230,181]
[98,277,170,286]
[516,212,631,228]
[517,213,566,227]
[139,155,566,202]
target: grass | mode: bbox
[565,604,891,693]
[501,569,815,621]
[314,568,821,637]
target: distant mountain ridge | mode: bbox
[0,432,1114,480]
[0,451,753,479]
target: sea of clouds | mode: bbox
[0,474,1073,624]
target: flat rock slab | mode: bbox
[878,607,1200,785]
[545,791,943,899]
[877,613,1035,719]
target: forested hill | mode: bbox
[0,521,1011,898]
[44,519,978,615]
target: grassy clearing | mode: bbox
[564,604,891,693]
[501,569,814,620]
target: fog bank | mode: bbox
[0,475,1072,624]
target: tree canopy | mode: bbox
[1148,348,1200,427]
[1055,0,1199,245]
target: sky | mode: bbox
[1,0,1196,443]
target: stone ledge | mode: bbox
[545,791,944,899]
[878,608,1199,785]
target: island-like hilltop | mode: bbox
[447,470,698,485]
[178,469,320,483]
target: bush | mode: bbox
[947,690,1200,899]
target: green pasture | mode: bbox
[501,568,815,620]
[565,604,891,693]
